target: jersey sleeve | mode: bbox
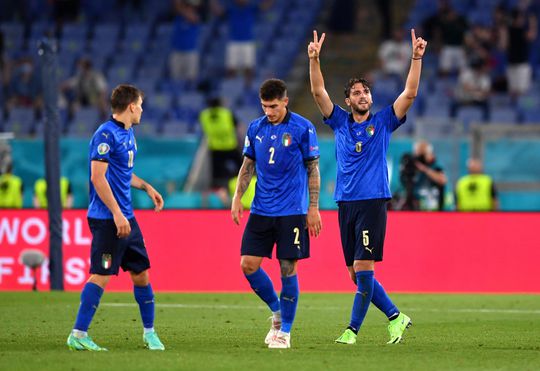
[387,105,406,132]
[90,128,115,162]
[300,121,320,161]
[242,122,255,160]
[323,104,348,131]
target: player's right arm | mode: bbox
[91,160,131,238]
[231,156,255,225]
[308,30,334,118]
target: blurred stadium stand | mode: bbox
[1,0,539,210]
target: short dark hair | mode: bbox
[111,84,144,113]
[259,79,287,101]
[344,78,371,98]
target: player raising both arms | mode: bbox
[308,29,427,344]
[231,78,321,349]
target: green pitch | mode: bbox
[1,292,539,370]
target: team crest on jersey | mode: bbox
[366,124,375,136]
[355,141,362,152]
[282,133,292,147]
[97,143,110,155]
[244,136,250,147]
[102,254,112,269]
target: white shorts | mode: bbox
[169,51,199,81]
[507,63,531,94]
[439,46,466,73]
[226,41,256,70]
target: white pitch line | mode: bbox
[101,303,540,314]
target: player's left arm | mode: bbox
[393,29,427,120]
[306,158,322,237]
[131,173,164,212]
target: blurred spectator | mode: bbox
[424,1,469,75]
[61,57,108,120]
[455,158,498,211]
[490,6,510,93]
[450,57,491,121]
[228,175,256,209]
[503,7,537,100]
[0,163,23,208]
[4,56,42,120]
[375,0,392,40]
[377,28,410,83]
[199,97,242,191]
[168,0,202,85]
[327,0,356,33]
[396,140,447,211]
[33,176,73,209]
[213,0,272,85]
[53,0,81,38]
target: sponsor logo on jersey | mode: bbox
[97,143,110,155]
[282,133,292,147]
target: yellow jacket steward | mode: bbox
[199,107,238,151]
[456,174,494,211]
[34,177,71,208]
[0,174,23,208]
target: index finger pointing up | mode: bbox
[411,28,416,43]
[313,30,318,43]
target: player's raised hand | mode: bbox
[308,30,326,59]
[231,196,243,225]
[411,29,427,58]
[307,206,322,237]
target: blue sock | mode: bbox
[74,282,104,332]
[280,275,299,333]
[371,278,399,320]
[134,284,155,329]
[349,271,374,332]
[245,268,280,312]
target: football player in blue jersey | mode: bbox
[231,78,322,349]
[309,29,427,344]
[67,85,165,351]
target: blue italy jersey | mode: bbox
[88,117,137,219]
[324,104,405,201]
[243,111,319,216]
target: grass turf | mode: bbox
[0,292,539,370]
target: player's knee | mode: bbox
[279,259,297,277]
[240,259,259,275]
[130,270,150,286]
[88,274,111,288]
[353,260,375,272]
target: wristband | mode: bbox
[412,57,422,60]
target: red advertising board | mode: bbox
[0,210,539,293]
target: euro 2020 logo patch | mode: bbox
[282,133,292,147]
[97,143,110,155]
[366,124,375,136]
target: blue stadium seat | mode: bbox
[161,120,191,137]
[456,106,486,127]
[4,107,36,136]
[490,107,518,124]
[67,108,101,137]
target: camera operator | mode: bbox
[397,140,447,211]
